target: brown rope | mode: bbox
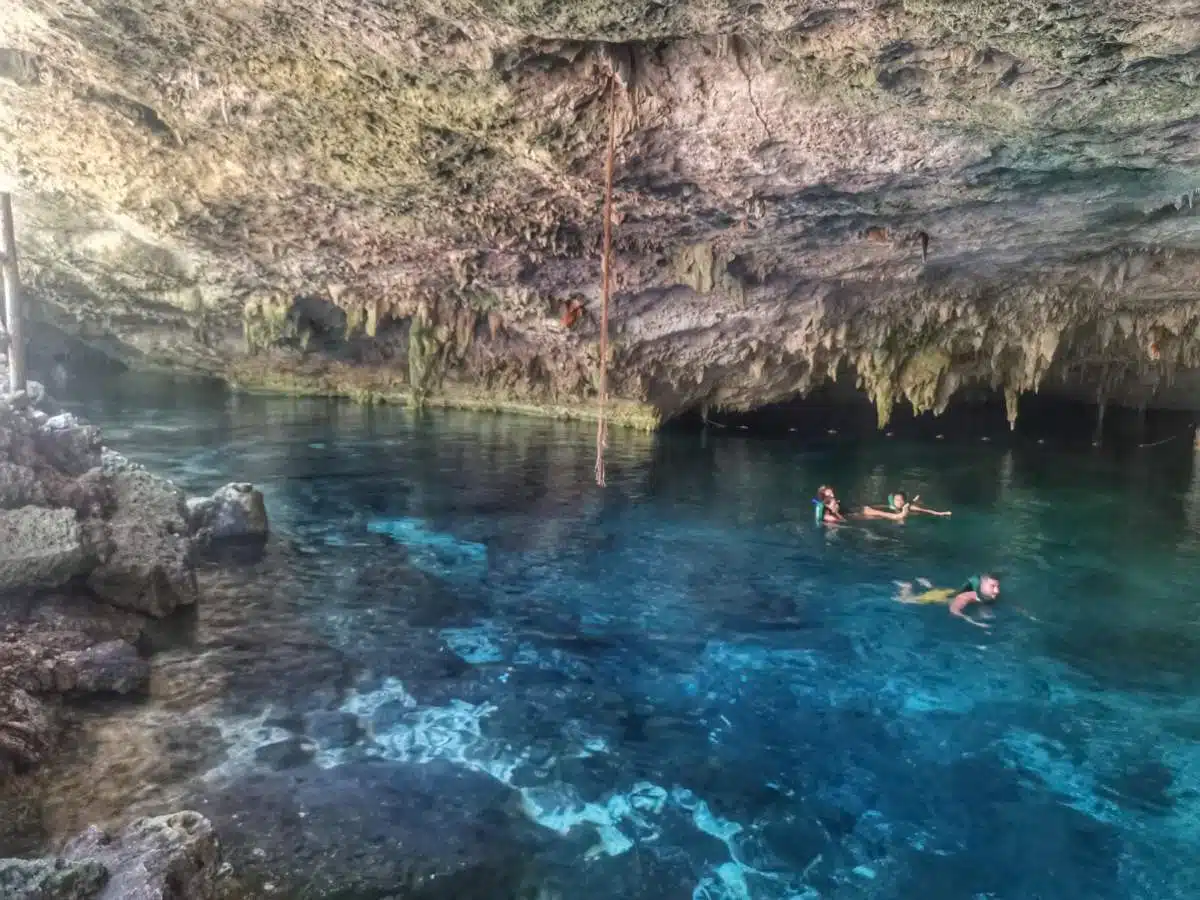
[595,77,617,487]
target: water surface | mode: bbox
[47,375,1200,898]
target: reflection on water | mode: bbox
[18,373,1200,898]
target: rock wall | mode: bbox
[5,2,1200,425]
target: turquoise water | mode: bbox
[66,376,1200,899]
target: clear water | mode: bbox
[57,375,1200,898]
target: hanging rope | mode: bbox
[595,76,617,487]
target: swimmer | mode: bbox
[813,486,846,525]
[857,493,912,521]
[895,573,1000,628]
[862,491,951,519]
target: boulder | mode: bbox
[0,684,57,774]
[186,483,268,545]
[0,507,94,594]
[62,812,221,900]
[0,857,109,900]
[87,461,197,617]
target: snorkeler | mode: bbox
[813,486,846,524]
[895,573,1000,628]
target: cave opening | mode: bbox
[668,384,1198,457]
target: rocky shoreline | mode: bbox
[0,377,267,898]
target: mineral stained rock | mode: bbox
[6,2,1200,425]
[0,856,109,900]
[0,812,221,900]
[62,812,221,900]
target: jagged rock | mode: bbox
[0,507,93,594]
[0,857,109,900]
[186,483,268,544]
[62,812,221,900]
[36,414,103,477]
[87,464,197,618]
[0,684,57,774]
[44,468,114,520]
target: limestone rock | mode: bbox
[0,507,93,594]
[62,812,221,900]
[87,464,197,617]
[0,857,109,900]
[186,483,268,544]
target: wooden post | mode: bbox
[0,193,26,393]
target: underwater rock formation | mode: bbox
[5,3,1200,424]
[193,760,537,899]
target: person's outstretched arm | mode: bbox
[949,591,989,628]
[911,504,951,517]
[860,503,910,521]
[908,495,951,516]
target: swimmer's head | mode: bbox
[979,574,1000,601]
[891,491,907,508]
[817,486,836,502]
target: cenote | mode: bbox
[15,370,1200,899]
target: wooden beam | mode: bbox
[0,193,26,393]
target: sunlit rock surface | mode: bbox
[5,2,1200,423]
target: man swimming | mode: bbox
[895,573,1000,628]
[813,486,846,524]
[862,491,951,519]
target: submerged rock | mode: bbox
[0,856,109,900]
[0,507,94,594]
[54,640,149,695]
[88,459,197,617]
[195,761,539,898]
[253,736,315,770]
[186,483,268,545]
[302,710,362,749]
[0,684,57,775]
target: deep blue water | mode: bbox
[63,375,1200,899]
